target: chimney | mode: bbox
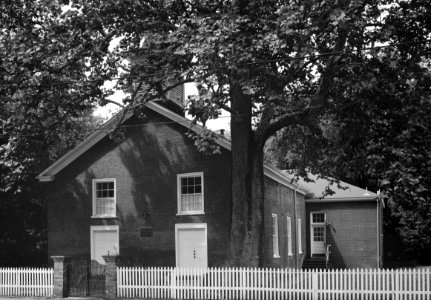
[163,81,185,116]
[363,187,370,196]
[128,55,185,116]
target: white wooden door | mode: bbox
[310,213,326,256]
[176,224,207,268]
[91,226,119,264]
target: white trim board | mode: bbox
[305,196,378,203]
[37,101,308,194]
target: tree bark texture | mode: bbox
[228,81,265,267]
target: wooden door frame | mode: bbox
[310,212,326,257]
[90,225,119,263]
[175,223,208,268]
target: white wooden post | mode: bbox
[170,267,176,299]
[312,270,318,300]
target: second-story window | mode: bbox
[177,172,204,215]
[92,179,116,218]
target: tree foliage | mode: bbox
[72,0,382,265]
[266,1,431,258]
[0,0,105,265]
[2,0,430,265]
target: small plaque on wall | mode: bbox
[140,227,153,237]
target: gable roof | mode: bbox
[38,101,309,195]
[291,173,378,202]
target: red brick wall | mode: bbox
[306,201,379,268]
[45,109,304,267]
[47,111,232,266]
[263,178,306,268]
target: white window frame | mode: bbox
[92,178,116,218]
[286,216,293,256]
[177,172,204,215]
[297,218,303,254]
[272,213,280,258]
[90,225,119,263]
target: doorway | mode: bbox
[310,212,326,256]
[175,223,208,268]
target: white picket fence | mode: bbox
[117,267,431,300]
[0,267,54,297]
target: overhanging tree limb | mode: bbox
[260,23,350,144]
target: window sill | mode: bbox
[288,253,294,257]
[273,255,280,259]
[176,212,205,216]
[91,215,117,219]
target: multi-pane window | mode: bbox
[286,216,293,256]
[297,218,303,254]
[177,172,204,214]
[93,179,116,217]
[313,227,325,241]
[312,212,325,223]
[272,214,280,258]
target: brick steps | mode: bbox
[302,257,327,269]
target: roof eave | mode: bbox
[37,102,309,193]
[37,110,133,182]
[263,164,309,195]
[38,175,55,182]
[305,196,378,203]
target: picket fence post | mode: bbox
[312,269,318,300]
[170,267,176,299]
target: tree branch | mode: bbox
[259,8,351,144]
[218,103,236,115]
[260,105,322,143]
[102,99,125,108]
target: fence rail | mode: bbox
[117,267,431,300]
[0,267,54,297]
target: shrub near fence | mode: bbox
[117,267,431,300]
[0,267,54,297]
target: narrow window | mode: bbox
[287,216,293,256]
[272,214,280,258]
[177,172,204,215]
[297,218,303,254]
[92,179,116,217]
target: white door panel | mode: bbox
[176,225,207,268]
[91,226,119,264]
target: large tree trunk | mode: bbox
[228,81,265,267]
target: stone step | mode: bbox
[302,257,327,269]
